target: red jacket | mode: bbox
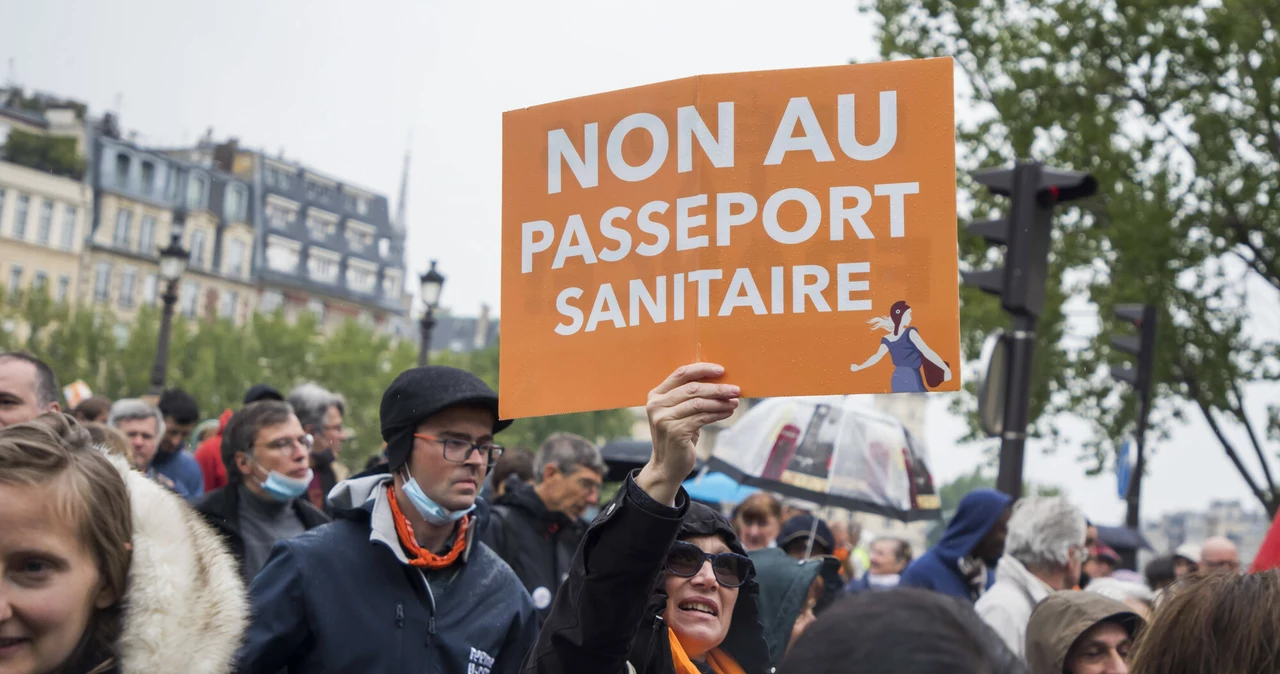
[195,409,233,493]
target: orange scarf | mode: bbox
[667,627,745,674]
[387,484,469,569]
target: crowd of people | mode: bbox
[0,350,1277,674]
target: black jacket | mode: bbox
[522,472,770,674]
[236,471,539,674]
[480,482,586,622]
[194,483,330,580]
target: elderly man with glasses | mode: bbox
[194,400,330,582]
[236,366,538,674]
[976,496,1089,661]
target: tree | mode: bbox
[868,0,1280,515]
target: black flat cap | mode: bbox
[380,366,511,470]
[244,384,284,404]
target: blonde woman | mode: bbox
[849,301,951,392]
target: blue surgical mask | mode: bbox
[401,467,474,526]
[257,467,313,502]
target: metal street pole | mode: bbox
[418,307,436,367]
[995,313,1036,499]
[149,278,180,395]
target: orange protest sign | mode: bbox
[501,58,960,419]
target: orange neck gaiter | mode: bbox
[667,627,746,674]
[387,484,469,569]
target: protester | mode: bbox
[1129,569,1280,673]
[194,383,283,494]
[0,351,61,427]
[1085,577,1155,621]
[524,362,770,674]
[848,537,913,592]
[84,422,132,464]
[777,514,845,612]
[1171,543,1199,577]
[899,488,1013,602]
[107,398,179,493]
[977,496,1088,659]
[238,366,537,673]
[731,492,783,552]
[778,587,1026,674]
[288,382,349,514]
[152,388,205,499]
[192,416,220,446]
[72,395,112,424]
[490,446,536,498]
[482,432,606,620]
[1083,542,1120,583]
[828,517,861,581]
[1142,555,1176,593]
[1199,535,1240,573]
[750,547,826,668]
[194,400,330,582]
[0,413,247,673]
[1025,592,1143,674]
[780,497,814,523]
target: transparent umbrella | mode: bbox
[707,396,941,522]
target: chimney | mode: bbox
[474,303,490,350]
[213,137,239,172]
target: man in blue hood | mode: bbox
[899,488,1012,602]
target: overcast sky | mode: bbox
[4,0,1274,525]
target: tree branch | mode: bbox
[1231,378,1278,495]
[1181,366,1277,514]
[1225,216,1280,290]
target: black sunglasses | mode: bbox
[665,541,754,588]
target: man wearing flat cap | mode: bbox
[237,366,538,674]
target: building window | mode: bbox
[259,290,283,314]
[378,237,391,259]
[13,194,30,240]
[266,166,293,191]
[346,263,378,293]
[227,239,247,278]
[59,206,77,250]
[8,265,22,297]
[186,175,207,209]
[382,269,402,297]
[140,161,156,196]
[118,267,136,308]
[218,290,238,319]
[265,237,300,273]
[189,229,207,269]
[137,216,156,255]
[305,179,335,204]
[36,200,53,244]
[166,170,182,201]
[307,298,325,322]
[225,184,248,222]
[55,275,70,304]
[180,281,198,317]
[33,271,47,293]
[343,192,370,215]
[115,153,131,189]
[113,210,132,248]
[266,203,294,229]
[345,222,376,252]
[306,249,340,284]
[93,262,111,303]
[305,211,337,240]
[141,274,157,305]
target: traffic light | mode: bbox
[962,162,1098,316]
[1111,303,1158,399]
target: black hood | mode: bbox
[495,482,576,528]
[641,501,770,673]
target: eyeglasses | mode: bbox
[414,433,505,466]
[257,434,314,453]
[665,541,754,588]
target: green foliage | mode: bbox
[2,129,86,179]
[869,0,1280,513]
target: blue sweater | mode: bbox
[149,449,204,500]
[898,489,1012,601]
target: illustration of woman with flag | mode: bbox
[849,300,951,392]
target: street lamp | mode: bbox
[418,260,445,367]
[149,215,189,394]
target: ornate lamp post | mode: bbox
[418,260,445,367]
[148,216,189,394]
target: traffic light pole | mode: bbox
[995,313,1036,499]
[1121,305,1157,567]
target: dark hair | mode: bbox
[875,537,914,565]
[779,588,1027,674]
[889,300,911,335]
[364,453,387,471]
[221,401,297,482]
[493,447,534,487]
[733,492,783,524]
[0,351,59,407]
[1129,569,1280,674]
[73,395,113,422]
[1144,554,1177,591]
[157,388,200,425]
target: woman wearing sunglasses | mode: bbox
[524,363,770,674]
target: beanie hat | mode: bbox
[380,366,511,471]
